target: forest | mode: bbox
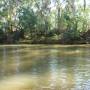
[0,0,90,44]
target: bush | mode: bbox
[62,28,81,44]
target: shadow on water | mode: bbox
[0,45,90,90]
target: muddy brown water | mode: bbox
[0,45,90,90]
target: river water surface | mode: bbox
[0,45,90,90]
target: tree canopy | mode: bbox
[0,0,90,44]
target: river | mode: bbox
[0,45,90,90]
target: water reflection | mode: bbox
[1,47,7,77]
[12,47,21,74]
[49,50,58,89]
[0,45,90,90]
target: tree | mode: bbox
[18,6,37,39]
[0,0,90,44]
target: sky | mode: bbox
[50,0,90,11]
[50,0,90,6]
[79,0,90,6]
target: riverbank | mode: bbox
[18,38,89,44]
[0,28,90,45]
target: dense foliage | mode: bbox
[0,0,90,44]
